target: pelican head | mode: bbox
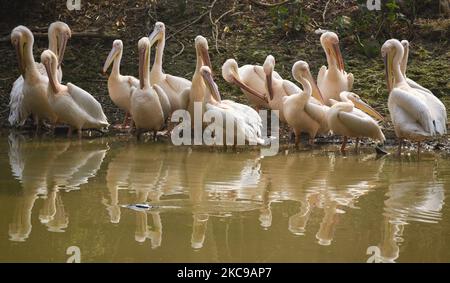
[200,65,221,103]
[148,21,165,46]
[340,91,384,121]
[381,39,403,92]
[400,39,409,76]
[103,39,123,73]
[221,59,239,84]
[222,59,267,103]
[49,21,71,67]
[263,55,275,100]
[11,26,26,76]
[195,35,212,72]
[41,49,59,93]
[11,26,34,77]
[138,37,151,89]
[292,60,325,104]
[320,31,344,71]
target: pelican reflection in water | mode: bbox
[8,133,107,241]
[104,144,264,249]
[374,159,445,263]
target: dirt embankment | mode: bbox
[0,0,448,141]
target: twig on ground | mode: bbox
[323,0,331,23]
[166,0,218,42]
[250,0,291,7]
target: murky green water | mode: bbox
[0,133,449,263]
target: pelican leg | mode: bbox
[355,138,360,152]
[122,112,129,128]
[136,129,142,141]
[78,129,82,139]
[417,142,421,156]
[128,119,135,135]
[34,117,40,137]
[340,136,348,153]
[67,127,73,138]
[397,139,403,156]
[153,131,158,141]
[294,131,301,148]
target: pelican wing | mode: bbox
[127,76,140,89]
[389,88,435,135]
[220,100,264,144]
[165,74,192,94]
[282,80,301,96]
[304,102,328,128]
[153,84,172,120]
[8,76,28,126]
[406,78,432,94]
[338,111,385,141]
[421,91,447,135]
[67,83,109,127]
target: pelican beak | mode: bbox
[266,72,274,100]
[384,53,394,93]
[44,59,58,93]
[332,42,344,71]
[200,46,213,74]
[14,40,25,77]
[306,71,325,105]
[148,28,160,46]
[230,69,267,103]
[103,45,118,74]
[57,33,69,67]
[353,97,384,121]
[138,46,146,89]
[202,69,221,102]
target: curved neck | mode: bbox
[392,48,405,85]
[112,48,122,77]
[400,46,408,77]
[195,47,203,74]
[23,33,38,76]
[152,32,165,76]
[298,76,312,98]
[141,47,150,88]
[48,58,62,93]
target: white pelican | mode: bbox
[401,40,447,135]
[382,39,447,154]
[263,55,325,123]
[200,66,264,145]
[41,50,109,138]
[221,58,282,111]
[327,91,385,152]
[9,22,71,127]
[103,39,139,128]
[317,31,354,105]
[283,61,330,145]
[11,26,58,131]
[186,35,213,123]
[130,37,171,140]
[148,22,192,111]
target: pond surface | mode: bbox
[0,133,449,263]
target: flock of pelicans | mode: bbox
[8,21,448,154]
